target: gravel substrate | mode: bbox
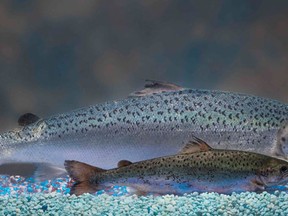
[0,191,288,215]
[0,175,288,215]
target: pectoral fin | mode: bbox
[0,162,66,181]
[126,186,148,196]
[129,80,183,97]
[251,179,265,191]
[179,136,212,154]
[34,163,67,181]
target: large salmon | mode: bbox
[0,81,288,179]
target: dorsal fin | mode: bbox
[179,136,212,154]
[18,113,40,126]
[130,80,184,97]
[117,160,133,168]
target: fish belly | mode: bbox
[109,173,257,195]
[0,131,186,169]
[104,173,258,195]
[0,127,279,169]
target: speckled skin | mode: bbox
[1,88,288,170]
[72,150,288,195]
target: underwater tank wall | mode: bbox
[0,0,288,215]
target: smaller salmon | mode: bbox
[65,137,288,196]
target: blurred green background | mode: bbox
[0,0,287,131]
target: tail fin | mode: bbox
[64,160,106,196]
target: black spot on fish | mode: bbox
[189,107,194,111]
[228,114,232,120]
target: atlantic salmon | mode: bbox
[0,80,288,179]
[65,137,288,195]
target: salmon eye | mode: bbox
[280,166,288,174]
